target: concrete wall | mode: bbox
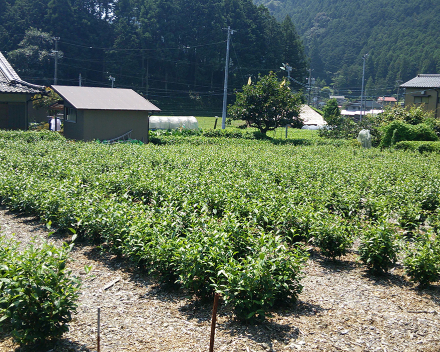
[404,88,440,118]
[64,109,150,142]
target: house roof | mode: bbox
[0,51,45,94]
[299,104,327,126]
[378,97,397,102]
[51,85,161,112]
[400,74,440,88]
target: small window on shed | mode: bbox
[414,96,429,104]
[65,107,77,122]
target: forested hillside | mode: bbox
[255,0,440,97]
[0,0,306,115]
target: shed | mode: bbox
[51,85,160,142]
[0,51,45,130]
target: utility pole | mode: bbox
[53,37,60,85]
[360,53,368,122]
[396,79,402,104]
[222,26,234,130]
[307,69,312,105]
[109,75,115,88]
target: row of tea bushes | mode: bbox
[0,134,440,320]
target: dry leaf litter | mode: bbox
[0,206,439,352]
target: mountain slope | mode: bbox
[255,0,440,97]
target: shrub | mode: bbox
[358,223,399,274]
[403,235,440,288]
[311,214,354,259]
[176,229,234,300]
[0,236,80,345]
[394,141,440,153]
[0,130,65,142]
[379,121,438,148]
[217,235,308,322]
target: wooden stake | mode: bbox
[209,293,220,352]
[97,307,101,352]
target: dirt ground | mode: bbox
[0,206,439,352]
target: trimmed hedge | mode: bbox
[379,121,438,148]
[394,141,440,153]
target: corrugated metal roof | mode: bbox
[0,51,45,94]
[400,74,440,88]
[52,85,161,112]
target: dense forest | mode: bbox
[254,0,440,98]
[0,0,306,115]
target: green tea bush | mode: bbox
[311,214,354,259]
[394,141,440,153]
[0,236,80,345]
[358,222,399,274]
[0,130,65,142]
[217,235,308,322]
[404,235,440,287]
[176,229,234,300]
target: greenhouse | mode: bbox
[149,116,199,130]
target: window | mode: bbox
[65,107,77,122]
[414,96,429,104]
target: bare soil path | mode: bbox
[1,206,439,352]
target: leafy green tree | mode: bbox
[7,28,57,83]
[281,15,307,85]
[322,98,342,127]
[228,72,303,135]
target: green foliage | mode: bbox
[378,105,431,126]
[0,130,65,142]
[257,0,440,95]
[1,0,307,113]
[322,98,342,127]
[358,222,399,274]
[32,87,62,115]
[404,235,440,288]
[379,121,438,148]
[3,131,440,318]
[7,28,56,80]
[0,236,80,345]
[228,72,303,135]
[217,235,308,322]
[311,214,354,259]
[395,141,440,153]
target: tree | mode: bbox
[281,15,307,85]
[322,98,342,127]
[7,28,57,84]
[228,72,303,135]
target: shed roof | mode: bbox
[400,74,440,88]
[51,85,161,112]
[0,51,45,94]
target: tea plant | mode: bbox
[0,236,80,345]
[217,235,308,322]
[403,234,440,288]
[358,222,399,274]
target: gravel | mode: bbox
[0,206,439,352]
